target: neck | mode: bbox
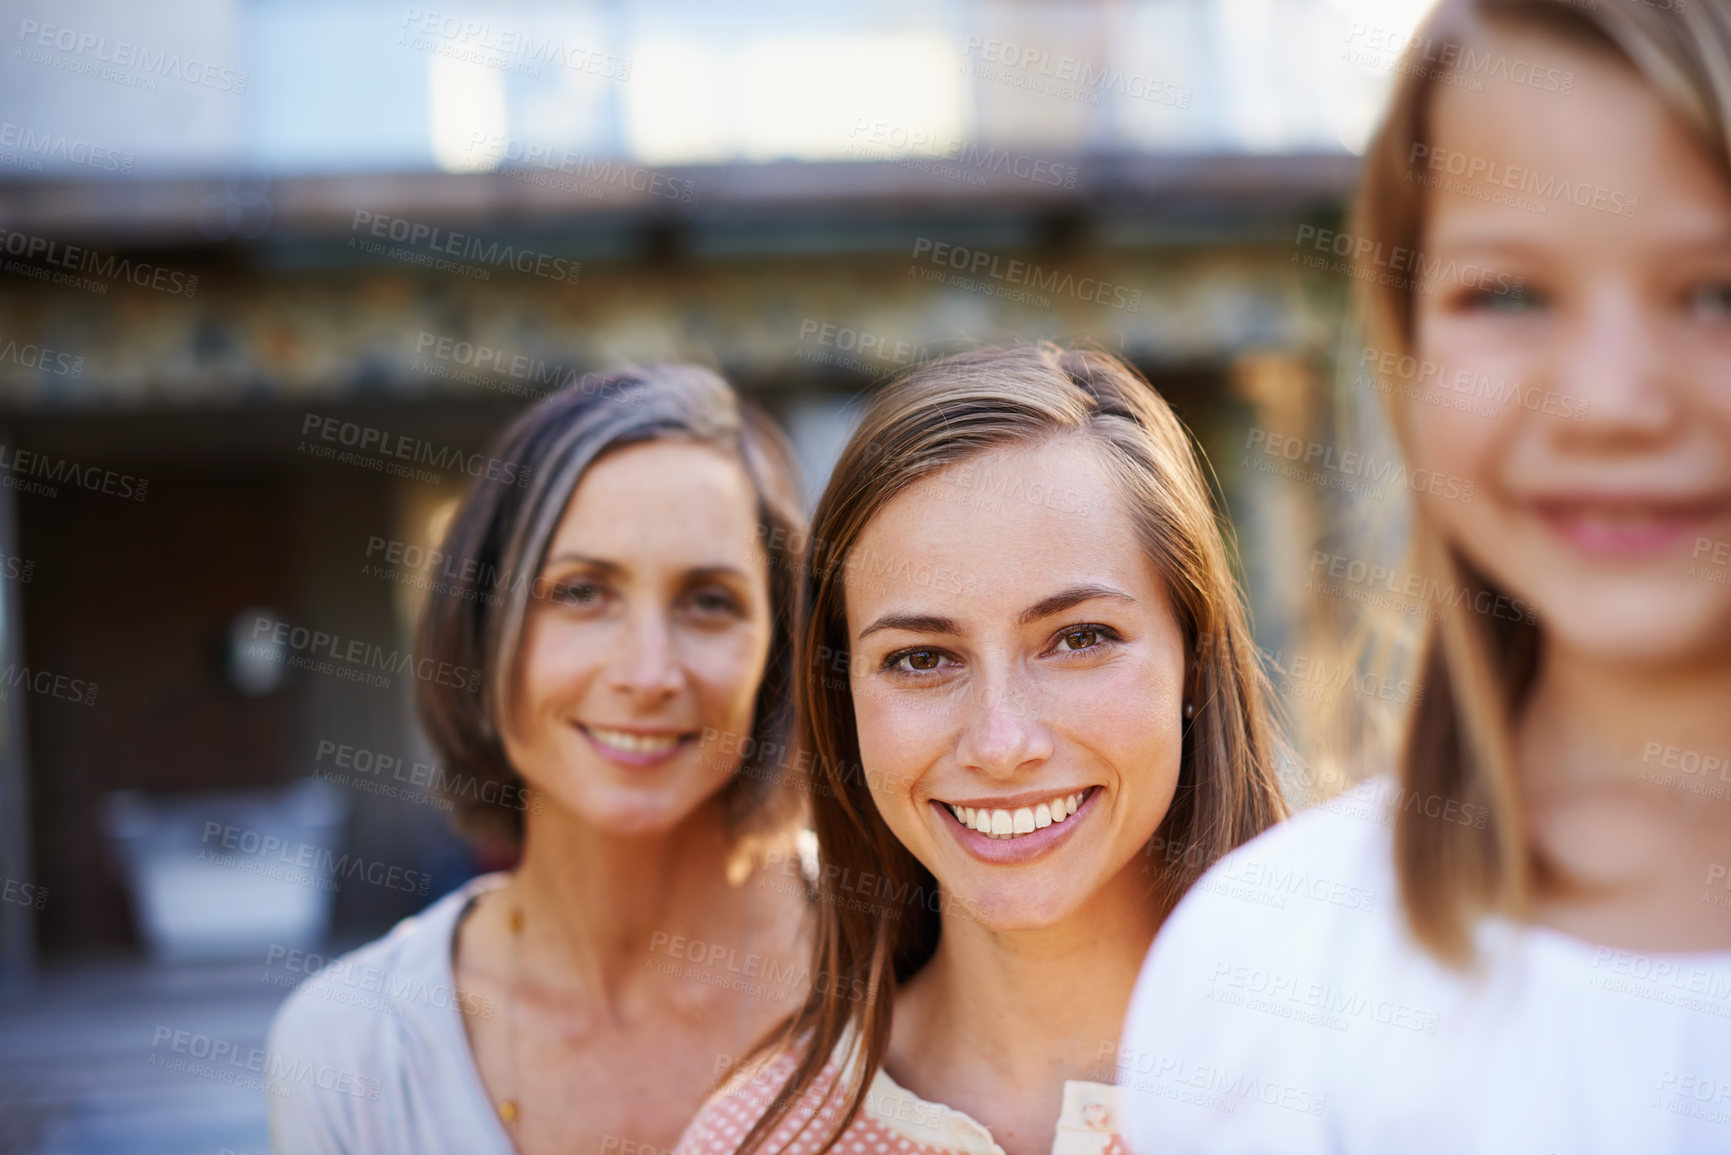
[1519,642,1731,796]
[895,860,1159,1090]
[506,794,746,997]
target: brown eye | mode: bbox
[1688,282,1731,321]
[549,582,601,608]
[688,587,743,616]
[884,648,946,674]
[1058,628,1102,652]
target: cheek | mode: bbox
[1409,318,1531,483]
[859,745,926,857]
[685,625,773,718]
[850,683,909,770]
[514,618,596,716]
[1686,348,1731,427]
[1084,655,1185,804]
[1401,401,1507,535]
[1086,678,1180,775]
[847,689,926,843]
[1406,409,1483,483]
[850,684,936,800]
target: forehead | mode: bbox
[1423,24,1731,242]
[551,439,763,557]
[843,437,1156,622]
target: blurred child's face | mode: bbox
[843,437,1187,932]
[1408,25,1731,665]
[502,441,774,836]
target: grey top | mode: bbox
[266,872,515,1155]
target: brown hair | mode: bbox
[1350,0,1731,963]
[736,343,1288,1151]
[415,366,805,849]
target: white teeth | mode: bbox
[944,791,1091,840]
[589,727,681,754]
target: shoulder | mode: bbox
[1130,773,1408,1023]
[266,876,501,1137]
[1161,775,1397,950]
[1119,778,1406,1149]
[269,877,491,1051]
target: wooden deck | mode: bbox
[0,958,295,1155]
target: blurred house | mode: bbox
[0,0,1432,983]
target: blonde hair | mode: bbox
[1350,0,1731,963]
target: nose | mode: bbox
[952,669,1053,781]
[1552,288,1682,449]
[606,605,685,703]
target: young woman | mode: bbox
[675,344,1288,1154]
[267,366,813,1154]
[1121,2,1731,1151]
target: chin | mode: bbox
[953,879,1079,932]
[1545,607,1731,668]
[563,785,708,837]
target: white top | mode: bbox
[266,873,515,1155]
[1119,777,1731,1154]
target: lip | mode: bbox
[938,786,1094,811]
[576,723,697,769]
[931,786,1100,866]
[1527,495,1731,558]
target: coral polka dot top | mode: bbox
[674,1032,1130,1155]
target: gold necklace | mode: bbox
[498,902,523,1128]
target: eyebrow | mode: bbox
[542,553,753,582]
[857,583,1135,641]
[1436,215,1731,253]
[1420,231,1550,260]
[1017,583,1134,626]
[544,552,620,573]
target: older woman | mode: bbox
[268,366,812,1154]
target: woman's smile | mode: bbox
[931,786,1102,864]
[938,785,1093,837]
[575,723,699,769]
[1525,493,1731,558]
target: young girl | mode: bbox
[674,344,1287,1154]
[1121,1,1731,1150]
